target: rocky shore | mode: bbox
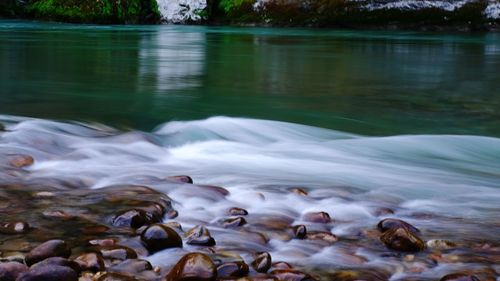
[0,0,499,31]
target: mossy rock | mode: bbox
[25,0,161,24]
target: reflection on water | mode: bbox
[1,20,500,136]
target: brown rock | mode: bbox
[96,272,138,281]
[222,217,247,228]
[0,261,28,281]
[186,225,216,246]
[227,207,248,216]
[302,212,331,224]
[168,175,193,184]
[95,245,137,260]
[290,188,308,196]
[440,273,480,281]
[306,231,338,244]
[30,257,80,273]
[110,259,153,275]
[25,240,71,266]
[251,252,272,273]
[9,155,34,168]
[112,209,152,229]
[166,253,216,281]
[377,218,419,234]
[270,262,293,271]
[216,261,249,278]
[74,253,105,272]
[270,269,316,281]
[380,227,425,252]
[16,265,77,281]
[141,224,182,253]
[291,225,307,239]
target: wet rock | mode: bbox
[167,210,179,219]
[0,261,28,281]
[140,224,182,253]
[88,239,116,247]
[168,175,193,184]
[291,225,307,239]
[0,221,30,234]
[380,227,425,252]
[222,217,247,228]
[25,240,71,266]
[270,269,316,281]
[251,252,272,273]
[110,259,153,275]
[166,253,216,281]
[440,273,480,281]
[216,261,249,278]
[95,245,137,260]
[227,207,248,216]
[426,239,457,250]
[186,225,216,246]
[74,252,105,272]
[16,265,77,281]
[96,272,138,281]
[290,188,308,196]
[270,262,293,271]
[112,209,152,229]
[302,212,331,224]
[8,155,34,168]
[31,257,80,273]
[374,208,395,216]
[377,218,419,234]
[306,231,338,244]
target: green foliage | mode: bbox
[218,0,253,13]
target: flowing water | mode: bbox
[1,20,500,280]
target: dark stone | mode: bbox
[168,175,193,184]
[222,217,247,228]
[31,257,80,273]
[291,225,307,239]
[270,269,317,281]
[94,245,138,260]
[0,221,30,234]
[110,259,153,275]
[25,240,71,266]
[166,253,216,281]
[141,224,182,253]
[290,188,308,196]
[227,207,248,216]
[216,261,249,278]
[96,272,138,281]
[74,253,105,272]
[186,225,216,246]
[16,265,77,281]
[380,227,425,252]
[112,209,151,229]
[303,212,331,224]
[0,262,28,281]
[377,218,420,234]
[440,273,480,281]
[251,252,272,273]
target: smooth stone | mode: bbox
[306,231,338,244]
[0,221,30,234]
[168,175,193,184]
[426,239,457,250]
[216,261,249,278]
[167,210,179,219]
[302,212,331,224]
[110,259,153,275]
[16,265,77,281]
[141,224,182,253]
[74,253,105,272]
[165,253,216,281]
[222,217,247,228]
[25,240,71,266]
[251,252,272,273]
[96,272,138,281]
[186,225,216,247]
[31,257,80,273]
[8,155,34,168]
[290,188,308,196]
[440,273,480,281]
[0,262,28,281]
[270,269,316,281]
[380,227,425,252]
[95,245,137,260]
[227,207,248,216]
[291,225,307,239]
[270,262,293,271]
[377,218,419,234]
[112,209,151,229]
[88,239,116,247]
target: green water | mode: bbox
[1,20,500,136]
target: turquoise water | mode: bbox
[1,20,500,136]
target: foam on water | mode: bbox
[1,115,499,278]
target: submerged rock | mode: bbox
[186,225,216,246]
[302,212,331,224]
[25,240,71,266]
[227,207,248,216]
[440,273,480,281]
[95,245,138,260]
[222,217,247,228]
[168,175,193,184]
[8,155,34,168]
[270,269,316,281]
[377,218,420,234]
[31,257,80,273]
[251,252,272,273]
[0,262,28,281]
[426,239,457,250]
[216,261,249,278]
[17,265,78,281]
[380,228,425,252]
[140,224,182,253]
[166,253,217,281]
[112,209,152,229]
[291,225,307,239]
[74,253,105,272]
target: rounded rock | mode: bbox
[25,240,71,266]
[0,221,30,235]
[141,224,182,253]
[291,225,307,239]
[74,252,105,272]
[186,225,216,247]
[31,257,80,273]
[302,212,331,224]
[377,218,419,234]
[112,209,151,229]
[217,261,249,278]
[222,217,247,228]
[168,175,193,184]
[251,252,272,273]
[440,273,480,281]
[0,261,28,281]
[16,265,77,281]
[227,207,248,216]
[380,227,425,252]
[166,253,216,281]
